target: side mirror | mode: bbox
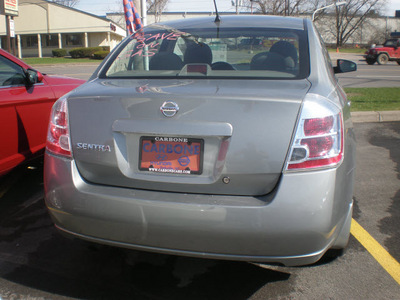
[334,59,357,74]
[25,69,43,86]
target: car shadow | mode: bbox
[0,166,291,299]
[370,122,400,263]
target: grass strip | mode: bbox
[23,57,100,65]
[345,87,400,111]
[328,48,367,54]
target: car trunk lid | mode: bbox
[68,78,310,196]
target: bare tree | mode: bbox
[51,0,80,8]
[333,0,387,47]
[244,0,387,48]
[117,0,168,22]
[243,0,320,16]
[147,0,168,22]
[302,0,331,21]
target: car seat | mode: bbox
[250,52,286,71]
[270,41,298,67]
[149,52,184,70]
[183,42,213,65]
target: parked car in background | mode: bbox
[237,38,263,50]
[0,49,85,176]
[44,15,357,266]
[365,38,400,65]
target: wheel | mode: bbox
[377,53,389,65]
[324,248,345,258]
[397,61,400,65]
[366,58,376,65]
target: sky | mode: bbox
[75,0,400,17]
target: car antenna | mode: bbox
[213,0,221,23]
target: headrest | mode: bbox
[184,42,213,65]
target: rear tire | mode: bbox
[366,58,376,65]
[325,248,345,258]
[397,61,400,65]
[377,53,389,65]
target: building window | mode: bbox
[65,34,82,46]
[44,34,59,47]
[25,35,38,48]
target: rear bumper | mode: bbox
[44,153,354,266]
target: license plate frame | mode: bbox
[139,136,204,175]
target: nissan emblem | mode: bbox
[160,101,179,117]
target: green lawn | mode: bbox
[23,57,100,65]
[345,87,400,111]
[328,48,367,54]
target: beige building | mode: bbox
[0,0,126,58]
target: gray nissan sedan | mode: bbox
[44,15,357,266]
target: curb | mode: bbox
[351,111,400,123]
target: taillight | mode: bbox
[46,96,71,157]
[286,94,344,170]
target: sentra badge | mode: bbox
[160,101,179,117]
[76,143,111,152]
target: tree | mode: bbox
[118,0,168,22]
[333,0,387,47]
[244,0,387,47]
[243,0,320,16]
[51,0,80,8]
[147,0,168,20]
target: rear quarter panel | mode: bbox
[305,18,356,230]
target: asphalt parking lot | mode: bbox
[1,52,399,299]
[0,121,399,300]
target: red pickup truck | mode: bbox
[365,38,400,65]
[0,49,85,176]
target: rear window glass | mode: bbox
[384,39,400,47]
[104,25,309,79]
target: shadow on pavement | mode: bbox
[0,166,291,299]
[370,122,400,263]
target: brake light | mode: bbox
[286,94,343,170]
[46,96,71,157]
[303,116,333,136]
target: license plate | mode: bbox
[139,137,203,175]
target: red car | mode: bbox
[0,49,85,176]
[365,38,400,65]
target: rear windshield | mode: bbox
[103,24,309,79]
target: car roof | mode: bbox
[151,15,306,31]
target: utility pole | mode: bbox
[1,1,19,55]
[141,0,147,26]
[133,0,146,26]
[6,15,11,53]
